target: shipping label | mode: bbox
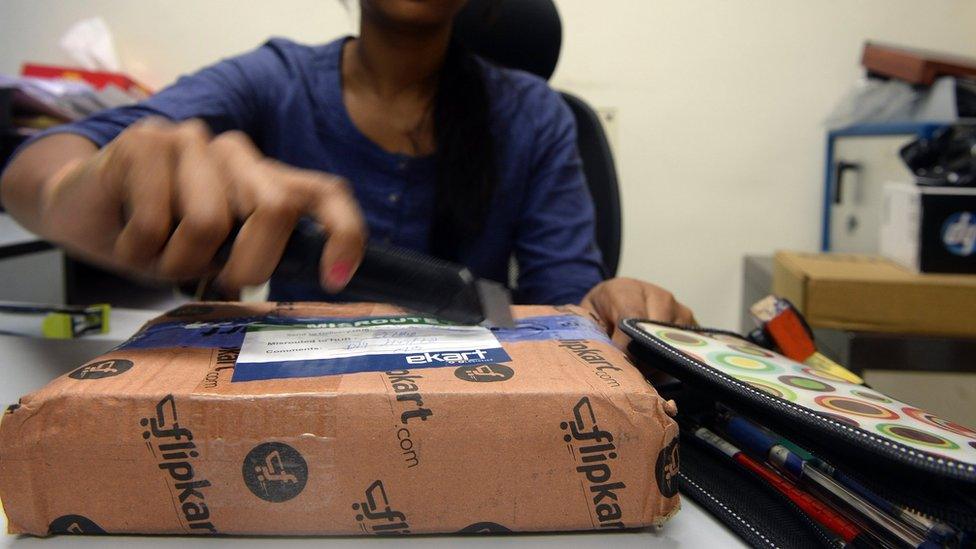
[233,317,510,382]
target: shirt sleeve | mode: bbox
[513,85,606,305]
[23,39,291,149]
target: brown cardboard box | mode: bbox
[0,302,679,536]
[773,251,976,336]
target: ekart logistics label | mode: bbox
[118,314,611,383]
[232,318,511,382]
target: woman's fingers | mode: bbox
[70,120,366,289]
[156,121,233,279]
[637,282,681,324]
[209,132,299,289]
[302,173,367,292]
[610,328,632,350]
[110,119,181,267]
[675,304,697,327]
[210,132,367,292]
[580,278,697,350]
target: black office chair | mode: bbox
[454,0,623,277]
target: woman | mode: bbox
[0,0,693,345]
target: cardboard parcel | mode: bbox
[772,251,976,337]
[0,302,680,536]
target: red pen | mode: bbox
[694,426,864,544]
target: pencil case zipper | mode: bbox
[621,319,976,532]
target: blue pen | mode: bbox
[814,461,956,545]
[752,421,958,545]
[721,414,938,549]
[739,419,960,546]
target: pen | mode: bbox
[693,426,864,547]
[812,461,956,545]
[722,414,936,549]
[758,422,957,545]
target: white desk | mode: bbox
[0,214,64,304]
[0,214,41,250]
[0,309,744,548]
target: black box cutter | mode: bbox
[215,220,515,328]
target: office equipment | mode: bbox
[822,123,944,254]
[454,0,622,277]
[880,182,976,274]
[0,301,109,339]
[217,221,515,327]
[341,244,514,328]
[621,315,976,548]
[0,302,678,536]
[901,125,976,188]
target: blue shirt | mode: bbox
[35,37,605,304]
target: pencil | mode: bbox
[761,420,957,545]
[721,414,934,549]
[693,427,866,545]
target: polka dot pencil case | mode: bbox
[620,319,976,536]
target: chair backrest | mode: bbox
[560,92,622,276]
[454,0,622,277]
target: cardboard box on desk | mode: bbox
[0,302,679,536]
[773,251,976,337]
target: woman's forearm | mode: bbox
[0,133,98,236]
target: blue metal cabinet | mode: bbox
[821,122,944,252]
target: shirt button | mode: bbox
[397,160,408,170]
[382,236,392,245]
[388,193,400,204]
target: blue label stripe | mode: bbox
[118,314,610,351]
[117,314,609,381]
[232,347,512,382]
[116,318,259,350]
[494,315,610,344]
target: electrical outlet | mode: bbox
[596,107,619,155]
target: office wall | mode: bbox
[2,1,975,327]
[0,1,358,85]
[551,0,976,329]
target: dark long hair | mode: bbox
[429,36,495,261]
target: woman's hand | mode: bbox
[23,119,367,292]
[580,277,696,348]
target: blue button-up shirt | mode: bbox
[34,37,605,304]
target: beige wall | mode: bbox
[0,1,357,87]
[551,0,976,329]
[2,1,975,328]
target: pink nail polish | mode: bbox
[327,261,353,288]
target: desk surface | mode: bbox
[0,309,743,547]
[0,214,44,250]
